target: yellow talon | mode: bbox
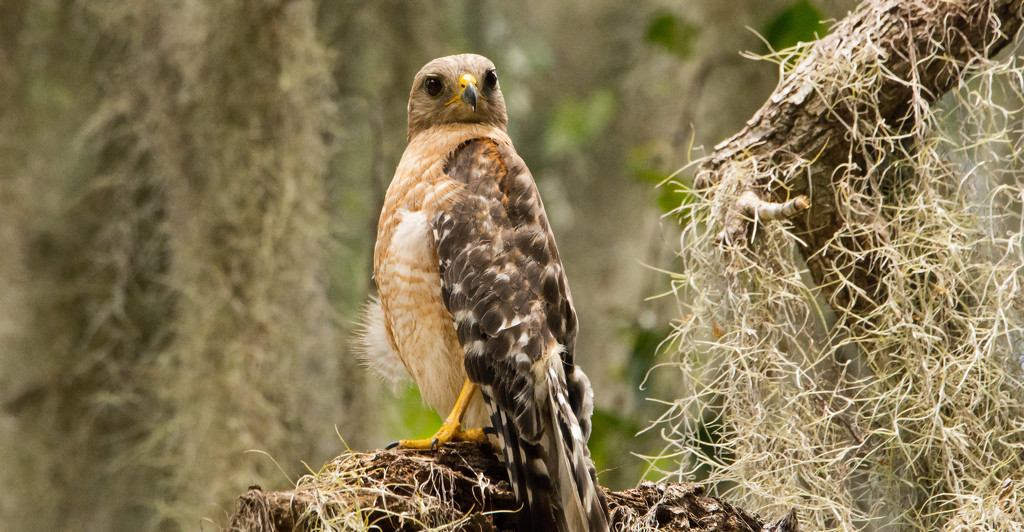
[398,421,487,450]
[394,379,488,450]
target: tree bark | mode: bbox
[695,0,1023,316]
[224,443,781,532]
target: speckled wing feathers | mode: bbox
[433,138,608,532]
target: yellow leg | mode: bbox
[391,379,488,450]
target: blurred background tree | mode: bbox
[29,1,1024,531]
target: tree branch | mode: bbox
[695,0,1023,315]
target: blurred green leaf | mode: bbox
[625,324,672,392]
[588,407,644,485]
[544,89,616,157]
[763,1,828,51]
[628,147,697,225]
[393,386,442,441]
[656,182,697,222]
[646,13,699,59]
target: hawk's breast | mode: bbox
[373,125,510,429]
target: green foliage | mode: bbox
[543,89,617,157]
[646,12,699,59]
[393,387,446,442]
[588,321,678,488]
[623,324,666,394]
[588,407,644,485]
[630,146,698,224]
[763,1,829,51]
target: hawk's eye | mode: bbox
[483,70,498,91]
[424,76,444,96]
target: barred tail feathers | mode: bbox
[482,356,609,532]
[547,363,610,532]
[484,394,556,531]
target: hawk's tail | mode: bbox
[485,361,610,532]
[545,362,610,531]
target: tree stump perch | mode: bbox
[224,442,790,532]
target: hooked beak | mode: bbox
[461,80,479,111]
[445,73,479,112]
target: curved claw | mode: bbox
[430,438,440,451]
[385,441,400,450]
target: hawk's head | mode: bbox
[407,54,508,140]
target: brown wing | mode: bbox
[433,138,607,531]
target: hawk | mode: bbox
[356,54,609,532]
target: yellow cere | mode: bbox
[445,73,480,106]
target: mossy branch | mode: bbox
[668,0,1024,529]
[695,0,1023,315]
